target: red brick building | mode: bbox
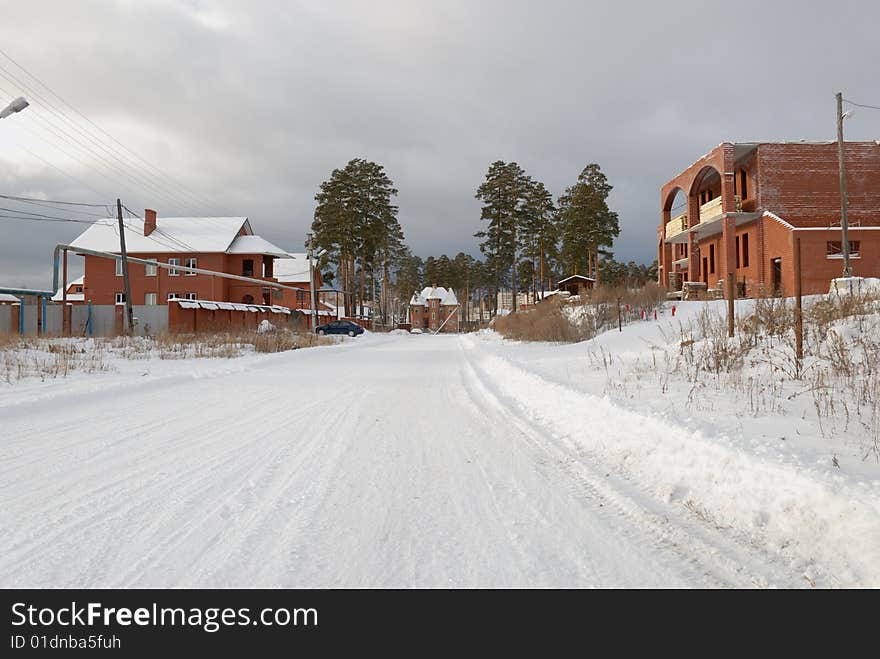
[409,286,459,332]
[658,142,880,297]
[68,210,290,306]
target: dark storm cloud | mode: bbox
[1,0,878,288]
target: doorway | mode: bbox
[771,258,783,296]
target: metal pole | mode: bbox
[116,199,134,334]
[41,296,47,336]
[794,236,803,369]
[836,92,852,278]
[62,248,68,335]
[87,300,93,337]
[18,297,24,335]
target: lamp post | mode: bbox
[0,96,28,120]
[836,92,854,278]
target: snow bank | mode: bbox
[463,335,880,586]
[830,277,880,296]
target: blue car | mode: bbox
[315,320,365,337]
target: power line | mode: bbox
[0,48,219,213]
[0,193,110,208]
[0,65,203,213]
[843,98,880,111]
[0,82,204,215]
[122,204,198,252]
[0,213,96,225]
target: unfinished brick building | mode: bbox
[658,141,880,297]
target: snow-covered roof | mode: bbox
[69,217,253,254]
[558,274,595,284]
[273,253,311,282]
[410,286,458,307]
[51,276,85,302]
[0,293,20,303]
[174,299,291,314]
[226,234,289,257]
[440,288,458,305]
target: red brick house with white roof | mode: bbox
[409,286,459,332]
[68,209,289,307]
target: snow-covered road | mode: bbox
[0,333,868,587]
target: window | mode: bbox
[827,241,860,258]
[115,259,124,276]
[168,258,180,276]
[185,257,197,275]
[709,244,715,274]
[167,292,180,301]
[742,233,750,268]
[296,289,305,302]
[145,259,157,277]
[144,293,157,306]
[75,286,83,293]
[740,170,748,199]
[735,236,740,268]
[184,292,197,300]
[115,292,126,305]
[242,259,254,277]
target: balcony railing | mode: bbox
[665,212,687,239]
[699,197,723,224]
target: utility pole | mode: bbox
[836,92,852,278]
[307,233,318,329]
[116,199,134,334]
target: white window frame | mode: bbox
[184,292,197,301]
[145,259,157,277]
[168,257,180,276]
[167,292,180,301]
[144,293,157,306]
[115,258,124,276]
[115,292,126,305]
[185,257,197,275]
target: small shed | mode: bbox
[557,274,595,296]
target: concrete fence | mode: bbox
[1,301,306,337]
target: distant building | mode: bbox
[51,275,86,304]
[557,274,595,297]
[659,141,880,297]
[409,285,459,332]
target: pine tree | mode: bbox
[311,158,403,317]
[519,179,557,300]
[475,161,530,314]
[557,163,619,283]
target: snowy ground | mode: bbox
[2,316,879,588]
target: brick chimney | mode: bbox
[144,208,157,236]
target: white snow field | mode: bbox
[2,321,879,588]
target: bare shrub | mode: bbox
[494,297,583,342]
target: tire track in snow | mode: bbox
[458,339,809,588]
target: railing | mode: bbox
[665,212,688,239]
[699,197,723,224]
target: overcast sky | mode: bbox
[1,0,878,289]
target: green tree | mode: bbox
[475,160,530,313]
[557,163,620,284]
[311,158,403,317]
[519,179,557,300]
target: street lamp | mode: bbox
[0,96,29,120]
[836,92,854,278]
